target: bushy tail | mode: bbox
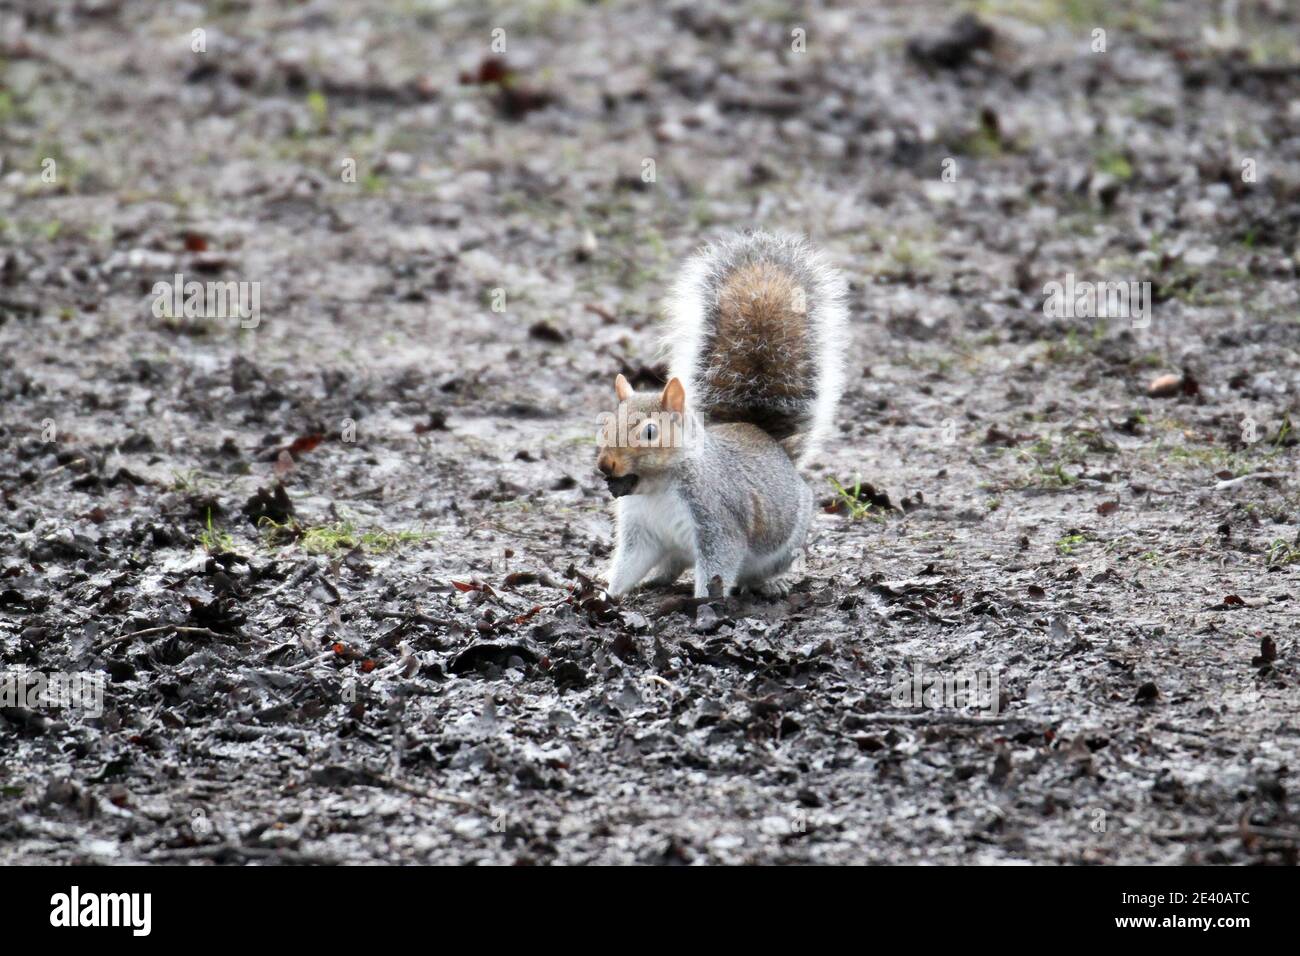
[664,231,848,464]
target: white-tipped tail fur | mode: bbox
[663,231,848,464]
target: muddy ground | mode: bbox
[1,0,1298,865]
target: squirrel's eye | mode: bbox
[642,422,658,443]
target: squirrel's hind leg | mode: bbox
[693,550,742,598]
[691,518,745,598]
[752,575,794,598]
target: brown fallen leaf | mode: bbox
[1252,636,1277,666]
[450,580,497,597]
[983,425,1031,446]
[1134,681,1159,704]
[459,56,510,86]
[332,641,367,662]
[457,56,553,119]
[413,411,448,434]
[286,434,323,455]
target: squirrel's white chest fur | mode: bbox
[617,488,695,556]
[602,488,698,597]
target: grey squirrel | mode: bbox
[596,231,848,599]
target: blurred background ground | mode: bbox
[0,0,1298,864]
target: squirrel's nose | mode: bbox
[596,456,614,477]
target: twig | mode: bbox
[371,774,493,816]
[263,563,316,600]
[95,625,228,651]
[45,458,87,476]
[285,650,340,671]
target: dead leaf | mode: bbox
[286,434,324,456]
[1253,636,1277,666]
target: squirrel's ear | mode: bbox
[614,374,633,402]
[662,377,686,414]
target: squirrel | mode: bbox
[595,231,848,599]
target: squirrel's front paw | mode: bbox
[601,570,628,600]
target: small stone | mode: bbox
[1148,373,1182,397]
